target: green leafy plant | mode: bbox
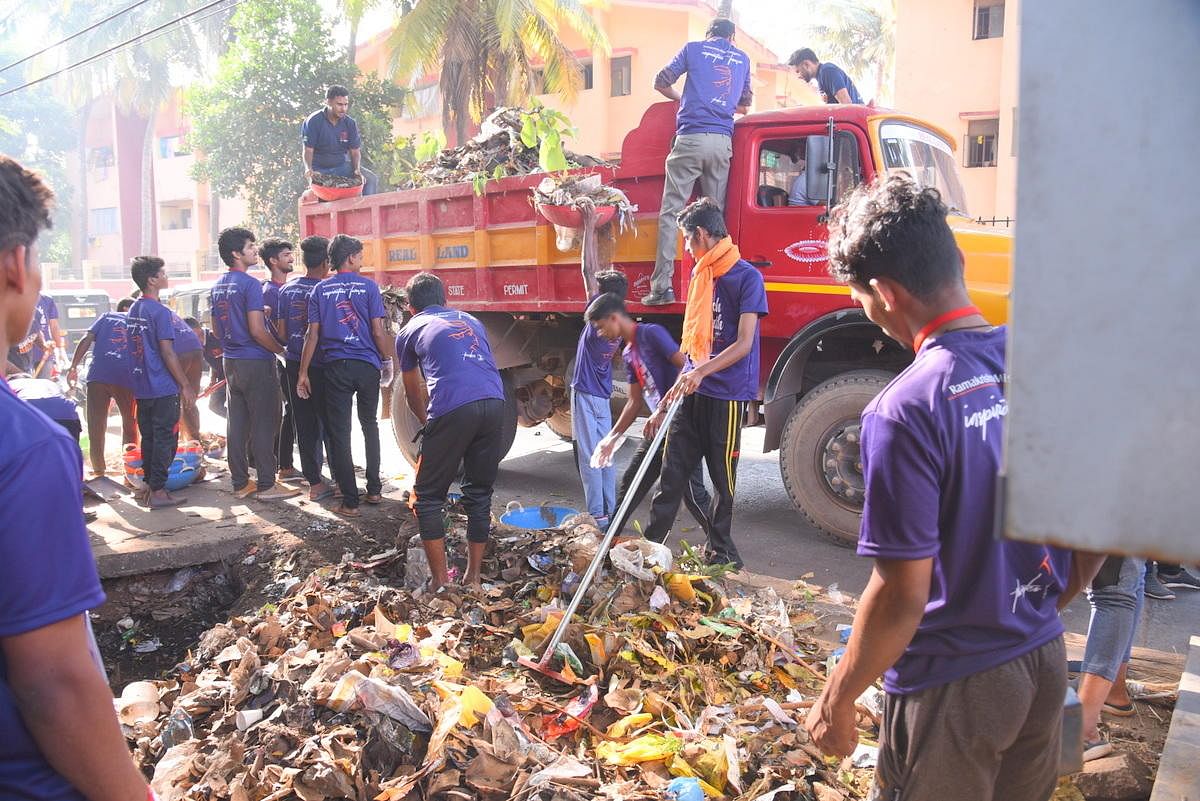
[518,101,577,173]
[676,540,738,580]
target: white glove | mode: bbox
[590,432,625,469]
[379,359,394,388]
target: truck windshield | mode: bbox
[879,121,971,217]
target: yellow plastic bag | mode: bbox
[666,754,724,797]
[663,573,700,604]
[432,681,494,727]
[605,712,653,738]
[420,647,464,678]
[595,733,681,765]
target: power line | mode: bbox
[0,0,240,99]
[0,0,158,76]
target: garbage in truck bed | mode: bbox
[125,504,878,801]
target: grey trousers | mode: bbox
[224,357,282,491]
[651,132,733,294]
[870,636,1066,801]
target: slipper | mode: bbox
[364,493,383,505]
[309,485,335,502]
[1103,701,1136,717]
[334,505,361,518]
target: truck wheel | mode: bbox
[778,370,893,547]
[390,373,520,469]
[543,355,630,442]
[546,407,573,440]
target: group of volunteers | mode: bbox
[0,21,1186,801]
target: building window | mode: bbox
[158,135,188,159]
[160,203,192,230]
[973,1,1004,39]
[90,146,114,180]
[581,61,594,91]
[611,55,632,97]
[89,207,118,236]
[965,118,999,167]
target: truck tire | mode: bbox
[778,370,893,547]
[543,355,631,442]
[390,372,519,469]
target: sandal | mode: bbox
[364,493,383,505]
[1103,701,1136,717]
[334,505,361,518]
[309,484,335,502]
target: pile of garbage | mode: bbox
[405,108,607,188]
[121,509,878,801]
[311,172,364,189]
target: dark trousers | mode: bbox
[616,436,712,538]
[225,357,282,491]
[136,395,180,491]
[277,360,296,469]
[324,358,381,508]
[644,394,746,567]
[284,360,330,485]
[411,398,504,542]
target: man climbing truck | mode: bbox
[299,101,1012,546]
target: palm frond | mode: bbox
[387,0,459,83]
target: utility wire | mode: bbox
[0,0,158,76]
[0,0,241,99]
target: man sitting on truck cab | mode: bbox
[302,85,379,196]
[643,18,753,307]
[642,198,767,569]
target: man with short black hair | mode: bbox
[805,177,1104,801]
[396,272,505,591]
[642,197,766,569]
[302,85,379,195]
[298,234,393,516]
[644,18,753,306]
[127,256,195,508]
[210,226,298,501]
[67,296,136,475]
[0,153,151,801]
[278,235,336,501]
[788,47,863,105]
[259,236,300,479]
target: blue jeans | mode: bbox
[1080,556,1146,682]
[572,389,615,524]
[315,161,379,195]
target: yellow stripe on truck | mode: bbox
[764,282,851,295]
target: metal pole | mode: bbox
[537,393,685,666]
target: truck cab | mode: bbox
[299,101,1012,546]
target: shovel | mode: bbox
[523,392,685,675]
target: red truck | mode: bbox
[299,101,1012,545]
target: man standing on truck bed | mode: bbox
[302,85,379,196]
[643,198,767,569]
[643,17,753,307]
[788,48,863,105]
[804,178,1103,801]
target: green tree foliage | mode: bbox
[185,0,404,239]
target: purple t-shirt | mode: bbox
[694,260,768,401]
[126,297,178,400]
[572,298,621,399]
[656,39,753,136]
[396,306,504,420]
[170,313,202,355]
[623,322,680,411]
[857,327,1071,695]
[262,279,283,321]
[307,271,387,369]
[85,311,132,387]
[0,376,104,801]
[278,276,322,363]
[210,270,274,360]
[26,299,51,372]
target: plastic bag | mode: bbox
[326,671,432,732]
[590,433,626,469]
[609,539,673,581]
[596,732,682,765]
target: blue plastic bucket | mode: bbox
[499,503,578,530]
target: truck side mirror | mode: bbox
[806,135,832,204]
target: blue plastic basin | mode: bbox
[499,505,578,530]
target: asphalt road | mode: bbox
[484,423,1200,657]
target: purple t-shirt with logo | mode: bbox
[307,271,387,369]
[278,276,322,363]
[126,297,178,400]
[396,305,504,420]
[85,311,132,387]
[694,260,768,401]
[623,322,680,412]
[858,327,1071,695]
[572,297,621,399]
[656,39,753,136]
[0,376,104,801]
[171,313,202,355]
[210,270,274,360]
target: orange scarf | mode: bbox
[680,236,741,364]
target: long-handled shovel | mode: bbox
[522,392,686,676]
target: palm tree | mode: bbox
[342,0,381,65]
[386,0,608,144]
[802,0,895,104]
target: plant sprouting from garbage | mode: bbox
[676,540,739,579]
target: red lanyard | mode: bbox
[628,324,648,388]
[913,306,982,353]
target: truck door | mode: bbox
[734,124,867,342]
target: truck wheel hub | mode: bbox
[821,423,865,506]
